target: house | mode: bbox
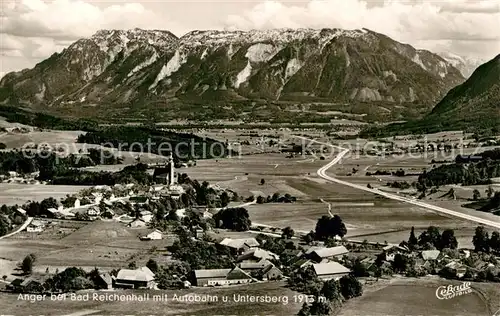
[312,262,351,281]
[129,196,149,205]
[260,264,283,281]
[16,208,26,215]
[87,207,101,217]
[237,248,279,262]
[292,259,313,270]
[421,250,441,261]
[239,259,274,271]
[128,218,147,228]
[26,219,45,233]
[219,238,260,253]
[101,209,115,219]
[445,261,467,278]
[115,267,155,289]
[95,272,113,290]
[194,267,253,287]
[306,246,349,262]
[7,277,45,293]
[140,210,153,223]
[140,229,163,241]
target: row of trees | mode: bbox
[418,159,500,187]
[290,267,363,316]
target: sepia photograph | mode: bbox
[0,0,499,315]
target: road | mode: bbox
[295,136,500,230]
[0,216,33,240]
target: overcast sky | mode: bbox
[1,0,499,77]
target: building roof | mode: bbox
[226,267,253,280]
[220,238,260,249]
[194,269,231,279]
[116,267,155,282]
[237,248,279,262]
[421,250,441,261]
[313,262,350,276]
[310,246,349,258]
[239,259,273,270]
[98,272,113,286]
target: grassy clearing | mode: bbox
[0,281,302,316]
[0,183,90,205]
[339,277,494,316]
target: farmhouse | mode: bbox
[140,229,163,240]
[260,264,283,281]
[8,276,46,293]
[130,196,149,205]
[26,219,45,233]
[140,210,154,223]
[445,261,467,278]
[115,267,155,289]
[87,207,100,217]
[128,218,147,228]
[306,246,349,263]
[312,262,351,281]
[219,238,260,253]
[421,250,441,261]
[237,248,279,262]
[194,267,253,287]
[95,272,113,290]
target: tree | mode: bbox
[213,207,252,231]
[473,226,490,253]
[297,303,311,316]
[439,229,458,250]
[282,226,294,239]
[260,178,265,185]
[472,189,481,201]
[256,196,265,204]
[408,226,418,247]
[146,259,159,273]
[2,275,7,282]
[314,215,347,241]
[392,254,409,273]
[489,231,500,254]
[21,254,36,275]
[418,226,441,248]
[339,275,363,299]
[40,197,58,212]
[128,261,137,269]
[220,192,230,207]
[302,231,315,244]
[309,300,332,316]
[486,186,494,199]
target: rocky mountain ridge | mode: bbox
[0,28,465,120]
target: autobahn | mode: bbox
[295,136,500,229]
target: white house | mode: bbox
[312,262,351,281]
[140,229,163,241]
[87,207,100,216]
[26,219,45,233]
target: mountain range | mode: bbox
[438,52,486,79]
[362,54,500,136]
[0,28,465,122]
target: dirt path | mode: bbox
[0,216,33,240]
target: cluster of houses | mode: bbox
[192,238,353,287]
[359,245,500,279]
[7,266,157,293]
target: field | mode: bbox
[339,277,496,316]
[0,183,90,205]
[0,282,302,316]
[181,150,482,248]
[0,221,171,281]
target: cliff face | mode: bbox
[0,28,464,118]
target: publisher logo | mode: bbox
[435,282,472,300]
